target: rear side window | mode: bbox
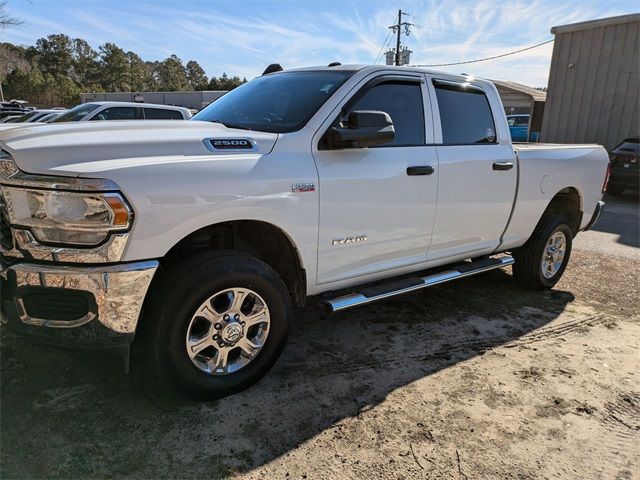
[144,108,184,120]
[347,81,425,146]
[90,107,137,121]
[434,82,496,145]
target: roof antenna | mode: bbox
[262,63,283,75]
[328,62,342,67]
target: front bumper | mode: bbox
[1,260,158,347]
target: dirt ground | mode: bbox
[1,193,639,480]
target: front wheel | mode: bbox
[513,215,573,290]
[143,252,292,400]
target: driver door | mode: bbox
[312,73,439,285]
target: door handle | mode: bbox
[406,166,435,176]
[492,162,514,171]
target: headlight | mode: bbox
[1,187,131,246]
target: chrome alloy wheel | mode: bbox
[541,231,567,279]
[185,288,270,376]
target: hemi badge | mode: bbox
[292,183,315,193]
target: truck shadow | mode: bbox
[594,192,640,248]
[0,269,575,478]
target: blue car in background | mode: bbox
[507,114,531,142]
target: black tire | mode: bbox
[513,214,573,290]
[606,184,624,196]
[143,251,291,400]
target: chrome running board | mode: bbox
[325,256,514,312]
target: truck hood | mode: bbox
[0,120,278,176]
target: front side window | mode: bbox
[192,70,353,133]
[51,103,100,122]
[346,81,425,147]
[434,82,497,144]
[144,108,184,120]
[90,107,137,121]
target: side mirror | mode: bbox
[326,110,395,149]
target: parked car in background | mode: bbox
[507,114,531,142]
[0,102,192,131]
[4,109,62,123]
[50,102,192,122]
[0,111,28,122]
[0,101,32,122]
[607,137,639,195]
[0,116,21,123]
[36,111,68,123]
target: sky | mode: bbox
[1,0,638,87]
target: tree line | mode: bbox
[0,34,247,107]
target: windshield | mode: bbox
[192,70,354,133]
[51,103,100,123]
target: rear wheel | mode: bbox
[513,215,573,290]
[143,252,291,400]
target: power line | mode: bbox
[412,39,554,67]
[374,11,403,64]
[374,29,393,64]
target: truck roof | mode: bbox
[284,64,494,88]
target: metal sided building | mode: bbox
[540,13,640,149]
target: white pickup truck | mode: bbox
[0,65,607,399]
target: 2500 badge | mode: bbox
[207,139,255,150]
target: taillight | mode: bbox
[603,163,611,193]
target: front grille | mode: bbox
[0,190,12,250]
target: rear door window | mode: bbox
[143,108,184,119]
[434,81,497,144]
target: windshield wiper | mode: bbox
[209,119,252,131]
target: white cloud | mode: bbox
[1,0,638,86]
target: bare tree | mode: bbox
[0,1,22,30]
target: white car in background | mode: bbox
[0,102,191,130]
[1,109,63,124]
[36,111,68,123]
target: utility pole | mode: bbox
[388,9,413,66]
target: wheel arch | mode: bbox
[540,186,583,236]
[157,220,307,306]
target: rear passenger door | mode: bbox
[143,108,184,119]
[427,78,517,261]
